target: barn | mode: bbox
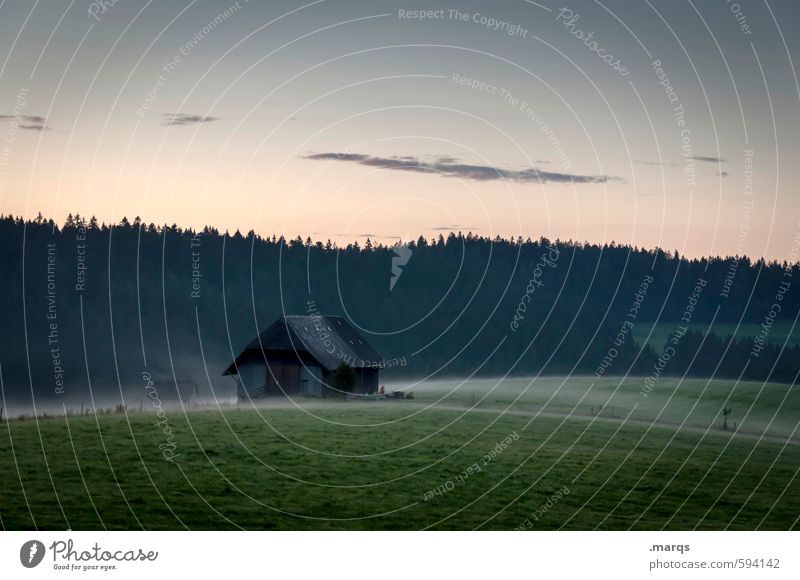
[222,315,382,399]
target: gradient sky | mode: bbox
[1,0,799,259]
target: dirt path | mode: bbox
[408,402,800,447]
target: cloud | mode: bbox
[689,155,726,163]
[302,153,620,184]
[636,156,727,166]
[717,171,729,177]
[311,231,404,240]
[634,159,679,167]
[161,113,219,126]
[0,114,49,130]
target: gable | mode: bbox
[223,315,383,375]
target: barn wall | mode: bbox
[232,349,380,399]
[236,351,329,398]
[300,365,323,397]
[265,361,301,395]
[315,368,380,396]
[237,358,266,399]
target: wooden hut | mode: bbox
[222,315,382,399]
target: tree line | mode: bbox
[0,212,798,404]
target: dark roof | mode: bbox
[223,315,382,375]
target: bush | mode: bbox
[329,363,356,395]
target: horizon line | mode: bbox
[3,211,796,266]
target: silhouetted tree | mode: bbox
[329,363,356,396]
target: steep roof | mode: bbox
[223,315,382,375]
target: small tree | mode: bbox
[722,406,732,430]
[330,362,356,397]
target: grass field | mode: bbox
[632,320,800,350]
[0,377,798,530]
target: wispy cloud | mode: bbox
[302,153,621,184]
[689,155,726,164]
[311,231,404,241]
[161,113,219,126]
[636,155,727,166]
[0,114,49,131]
[432,224,476,231]
[634,159,679,167]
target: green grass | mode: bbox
[0,377,798,530]
[632,321,800,350]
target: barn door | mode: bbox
[300,366,323,397]
[266,363,301,395]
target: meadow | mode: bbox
[0,377,798,530]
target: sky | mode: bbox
[0,0,799,259]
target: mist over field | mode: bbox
[2,215,799,412]
[1,376,798,530]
